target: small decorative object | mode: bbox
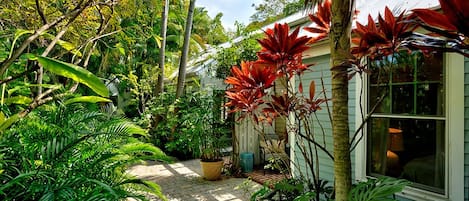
[387,128,404,176]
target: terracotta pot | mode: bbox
[200,160,224,181]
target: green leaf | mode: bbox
[64,96,112,105]
[4,96,32,105]
[349,177,411,201]
[9,29,34,58]
[0,112,5,123]
[56,40,83,57]
[0,113,20,133]
[29,55,109,97]
[115,43,125,55]
[153,34,162,48]
[294,192,316,201]
[42,33,82,57]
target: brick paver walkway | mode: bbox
[128,159,261,201]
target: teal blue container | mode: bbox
[240,152,254,173]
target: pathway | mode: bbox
[128,159,261,201]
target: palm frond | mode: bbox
[120,142,172,162]
[87,178,119,198]
[117,179,168,201]
[99,119,147,138]
[41,135,83,162]
[0,171,50,194]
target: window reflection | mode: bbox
[367,51,445,193]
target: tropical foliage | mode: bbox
[0,0,232,200]
[0,103,170,200]
[249,0,307,29]
[140,88,230,161]
[211,33,263,79]
[225,22,333,201]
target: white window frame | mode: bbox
[354,53,464,201]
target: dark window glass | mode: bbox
[367,51,445,193]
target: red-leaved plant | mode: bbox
[352,7,416,59]
[304,0,331,44]
[225,23,324,124]
[410,0,469,57]
[225,16,330,201]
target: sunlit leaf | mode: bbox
[28,55,109,97]
[42,33,83,57]
[10,29,34,58]
[56,40,83,57]
[64,96,112,105]
[0,112,5,123]
[4,96,32,105]
[115,43,126,55]
[153,34,162,48]
[0,113,20,133]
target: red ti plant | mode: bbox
[225,23,317,124]
[304,0,332,44]
[351,7,416,60]
[225,23,331,199]
[224,61,276,122]
[410,0,469,57]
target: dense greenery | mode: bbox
[139,88,230,160]
[211,33,262,79]
[0,0,233,200]
[248,0,306,29]
[0,103,170,200]
[251,177,409,201]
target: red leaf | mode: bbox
[304,27,327,34]
[298,81,303,94]
[257,23,311,65]
[309,81,315,100]
[304,0,331,44]
[412,9,456,31]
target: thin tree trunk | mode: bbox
[155,0,169,95]
[175,0,196,98]
[330,0,354,200]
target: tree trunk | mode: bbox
[175,0,196,98]
[155,0,169,95]
[329,0,354,200]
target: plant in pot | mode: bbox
[199,121,231,180]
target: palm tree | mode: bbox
[156,0,169,95]
[304,1,354,200]
[175,0,196,98]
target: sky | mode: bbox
[196,0,263,30]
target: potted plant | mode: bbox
[199,121,231,180]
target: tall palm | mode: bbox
[156,0,169,95]
[304,1,354,200]
[175,0,196,98]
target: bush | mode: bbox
[143,89,230,160]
